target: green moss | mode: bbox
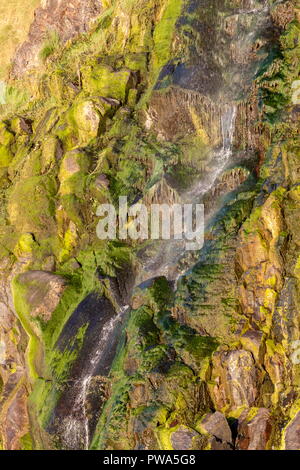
[0,121,14,167]
[50,323,88,382]
[14,233,37,257]
[0,145,13,167]
[28,241,132,429]
[152,0,184,80]
[30,322,88,429]
[8,175,57,234]
[59,149,91,196]
[148,276,174,309]
[12,275,42,381]
[90,376,132,450]
[20,432,34,450]
[242,206,263,234]
[3,85,29,115]
[82,64,132,102]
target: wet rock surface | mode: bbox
[48,291,123,449]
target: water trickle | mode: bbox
[187,104,237,200]
[59,305,129,450]
[136,104,237,284]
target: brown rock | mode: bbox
[284,411,300,450]
[2,385,29,450]
[17,270,67,322]
[240,329,263,361]
[200,411,233,450]
[236,408,272,450]
[170,425,199,450]
[95,174,110,190]
[210,349,258,411]
[271,1,295,29]
[0,259,31,450]
[264,340,290,403]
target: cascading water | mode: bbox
[57,105,238,449]
[187,104,237,200]
[137,104,237,282]
[59,305,129,450]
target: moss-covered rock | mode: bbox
[8,175,57,234]
[81,64,133,103]
[59,149,90,197]
[0,122,15,168]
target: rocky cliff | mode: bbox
[0,0,299,450]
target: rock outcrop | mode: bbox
[12,0,102,76]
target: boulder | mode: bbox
[170,425,200,451]
[199,411,233,450]
[210,349,258,411]
[284,411,300,450]
[82,64,132,103]
[236,408,272,450]
[59,149,90,196]
[240,329,263,361]
[15,270,67,322]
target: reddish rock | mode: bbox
[1,384,29,450]
[236,408,272,450]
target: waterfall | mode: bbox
[186,104,237,200]
[220,105,237,159]
[137,104,237,283]
[55,0,269,448]
[59,305,129,450]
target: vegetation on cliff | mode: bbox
[0,0,299,451]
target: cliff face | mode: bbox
[0,0,299,450]
[12,0,102,77]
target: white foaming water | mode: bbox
[236,0,269,14]
[60,305,128,450]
